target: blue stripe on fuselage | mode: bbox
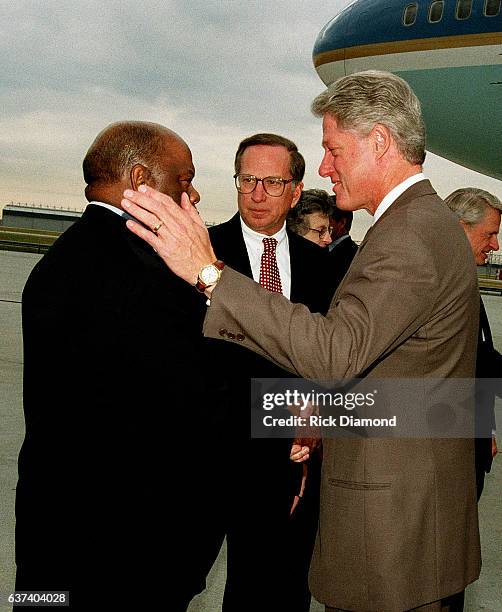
[313,0,501,56]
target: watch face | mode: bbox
[201,265,219,285]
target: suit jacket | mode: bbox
[475,298,502,474]
[329,234,358,287]
[16,204,213,608]
[202,181,481,611]
[207,214,335,504]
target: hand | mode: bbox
[122,186,216,287]
[290,464,308,515]
[290,441,311,463]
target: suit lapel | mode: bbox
[288,230,304,303]
[212,213,253,279]
[357,179,436,252]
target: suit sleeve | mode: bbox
[203,227,440,379]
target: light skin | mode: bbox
[319,113,422,214]
[461,206,501,265]
[237,144,303,235]
[302,211,332,247]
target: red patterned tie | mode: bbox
[259,237,283,294]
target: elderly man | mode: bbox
[206,133,334,611]
[123,71,480,611]
[445,187,502,499]
[16,121,216,611]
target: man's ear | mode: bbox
[130,164,151,191]
[372,125,391,159]
[291,181,304,208]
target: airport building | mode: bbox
[1,203,83,232]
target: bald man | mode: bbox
[16,122,216,610]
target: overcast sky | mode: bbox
[1,0,501,241]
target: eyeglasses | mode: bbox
[234,174,294,197]
[307,226,333,239]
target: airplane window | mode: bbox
[455,0,472,19]
[429,0,444,22]
[484,0,501,16]
[403,3,418,25]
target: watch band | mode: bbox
[195,260,225,293]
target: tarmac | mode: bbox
[0,250,500,611]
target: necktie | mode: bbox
[259,237,283,294]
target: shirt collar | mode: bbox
[239,216,288,246]
[89,201,135,221]
[372,173,426,225]
[330,234,349,250]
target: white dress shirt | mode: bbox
[240,217,291,299]
[373,173,426,225]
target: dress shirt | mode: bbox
[373,173,426,225]
[240,217,291,299]
[89,201,135,221]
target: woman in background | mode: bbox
[287,188,334,247]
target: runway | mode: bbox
[0,250,500,611]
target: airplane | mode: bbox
[312,0,502,180]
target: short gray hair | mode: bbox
[311,70,426,165]
[83,121,179,186]
[444,188,502,226]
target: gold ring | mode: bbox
[153,221,164,234]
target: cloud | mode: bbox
[0,0,500,240]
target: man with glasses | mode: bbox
[204,133,335,610]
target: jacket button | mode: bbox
[219,328,227,337]
[227,332,236,340]
[236,333,245,342]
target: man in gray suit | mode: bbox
[122,71,480,611]
[445,187,502,500]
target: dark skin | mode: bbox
[329,216,348,240]
[85,130,200,210]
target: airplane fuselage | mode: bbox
[313,0,502,179]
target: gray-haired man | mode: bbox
[122,71,480,611]
[445,187,502,500]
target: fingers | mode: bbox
[125,219,161,251]
[290,444,310,463]
[123,186,190,231]
[121,190,166,230]
[290,495,300,516]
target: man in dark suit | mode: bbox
[328,201,358,284]
[122,71,481,611]
[16,121,216,610]
[204,133,335,611]
[445,187,502,499]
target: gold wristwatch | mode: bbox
[195,260,225,293]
